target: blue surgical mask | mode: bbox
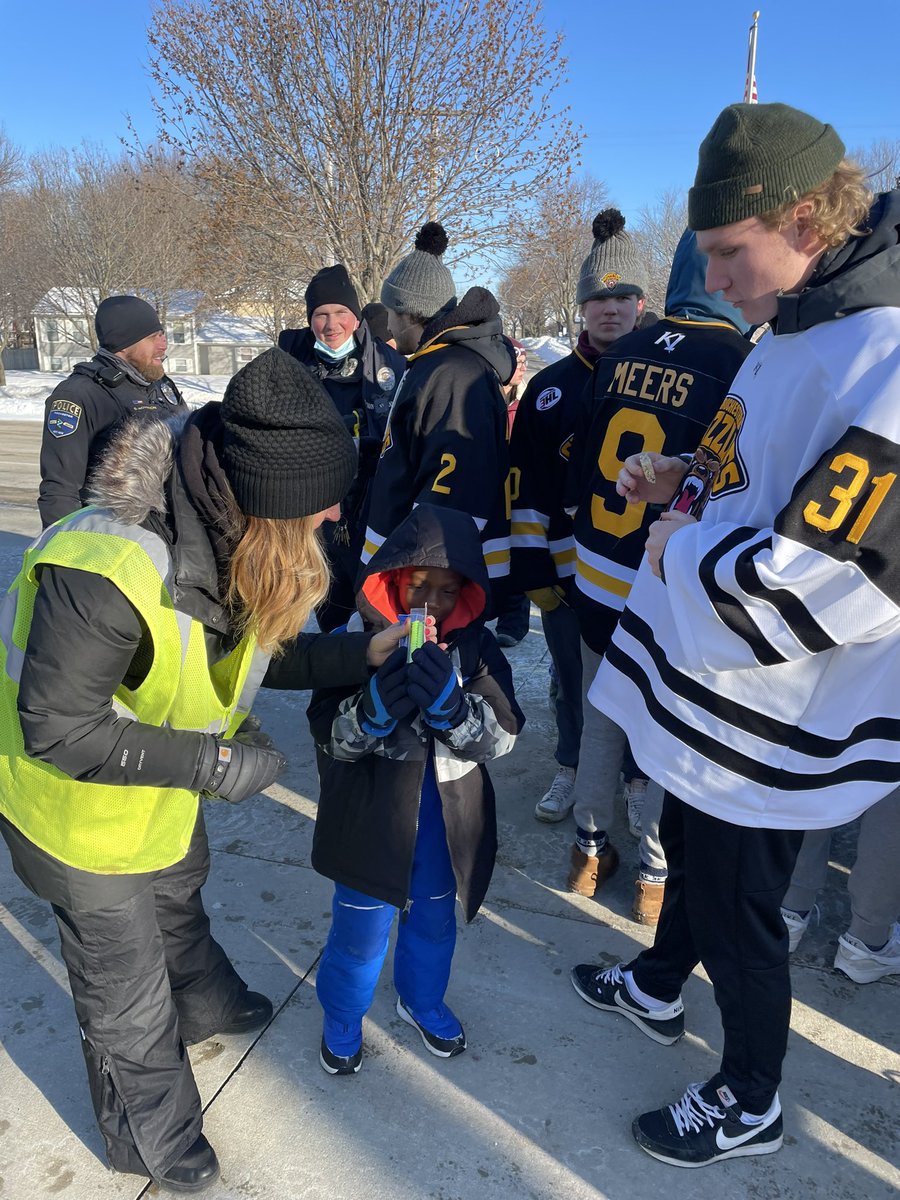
[314,334,356,361]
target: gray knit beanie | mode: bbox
[381,222,457,320]
[576,210,646,304]
[689,102,845,231]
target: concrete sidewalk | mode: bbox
[0,508,897,1200]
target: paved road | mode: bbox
[0,419,41,510]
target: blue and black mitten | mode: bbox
[408,642,468,731]
[359,647,416,736]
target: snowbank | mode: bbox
[521,336,572,366]
[0,370,232,421]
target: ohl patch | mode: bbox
[47,399,83,438]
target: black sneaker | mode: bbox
[396,996,466,1058]
[570,962,684,1045]
[319,1038,362,1076]
[632,1074,783,1167]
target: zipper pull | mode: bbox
[400,899,412,924]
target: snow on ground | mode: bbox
[0,370,232,421]
[521,335,572,365]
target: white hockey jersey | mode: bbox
[592,297,900,829]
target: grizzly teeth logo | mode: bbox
[700,392,749,498]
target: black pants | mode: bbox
[52,810,248,1178]
[629,793,803,1114]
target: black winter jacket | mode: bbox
[308,504,524,920]
[38,354,187,528]
[9,408,372,905]
[361,289,515,591]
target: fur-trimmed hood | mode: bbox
[86,408,189,526]
[86,405,236,633]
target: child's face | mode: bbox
[403,567,463,627]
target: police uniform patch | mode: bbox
[47,400,83,438]
[536,387,562,412]
[376,366,395,391]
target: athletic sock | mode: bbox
[622,968,672,1013]
[575,827,608,856]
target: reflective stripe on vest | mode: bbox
[0,508,268,874]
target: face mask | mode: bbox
[314,334,356,361]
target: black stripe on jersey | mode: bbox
[698,527,788,666]
[605,632,900,791]
[732,535,838,653]
[616,606,900,759]
[777,424,900,607]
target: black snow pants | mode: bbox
[51,809,248,1179]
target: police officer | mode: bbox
[38,294,187,528]
[279,264,407,629]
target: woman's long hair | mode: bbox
[224,497,331,656]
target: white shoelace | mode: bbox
[669,1083,725,1136]
[595,964,624,987]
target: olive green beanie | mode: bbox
[688,102,845,231]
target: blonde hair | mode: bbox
[226,509,331,656]
[759,160,873,249]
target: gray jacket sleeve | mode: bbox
[17,566,207,787]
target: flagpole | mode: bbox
[744,11,760,104]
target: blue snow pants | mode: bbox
[316,759,458,1036]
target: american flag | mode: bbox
[743,11,760,104]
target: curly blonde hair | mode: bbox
[759,160,873,248]
[225,507,331,656]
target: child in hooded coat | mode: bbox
[308,504,524,1073]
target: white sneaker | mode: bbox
[834,923,900,983]
[780,905,817,953]
[623,777,647,839]
[534,766,576,822]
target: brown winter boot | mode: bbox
[632,879,665,926]
[567,843,620,896]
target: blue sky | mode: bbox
[3,0,899,229]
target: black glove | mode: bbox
[234,716,275,751]
[196,736,287,803]
[407,642,468,730]
[359,647,416,735]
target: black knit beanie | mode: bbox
[221,348,357,518]
[95,295,163,352]
[305,264,362,322]
[689,102,845,231]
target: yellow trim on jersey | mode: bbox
[510,521,547,538]
[576,559,632,599]
[551,547,576,566]
[666,317,737,331]
[573,347,595,371]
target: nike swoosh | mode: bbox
[715,1123,765,1150]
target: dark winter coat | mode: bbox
[361,288,515,592]
[309,504,524,921]
[6,407,373,909]
[38,354,187,528]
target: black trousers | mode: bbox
[629,793,803,1114]
[52,810,248,1178]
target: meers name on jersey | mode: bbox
[611,359,694,407]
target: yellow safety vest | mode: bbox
[0,508,269,874]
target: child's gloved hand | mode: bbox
[408,642,468,730]
[359,648,417,735]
